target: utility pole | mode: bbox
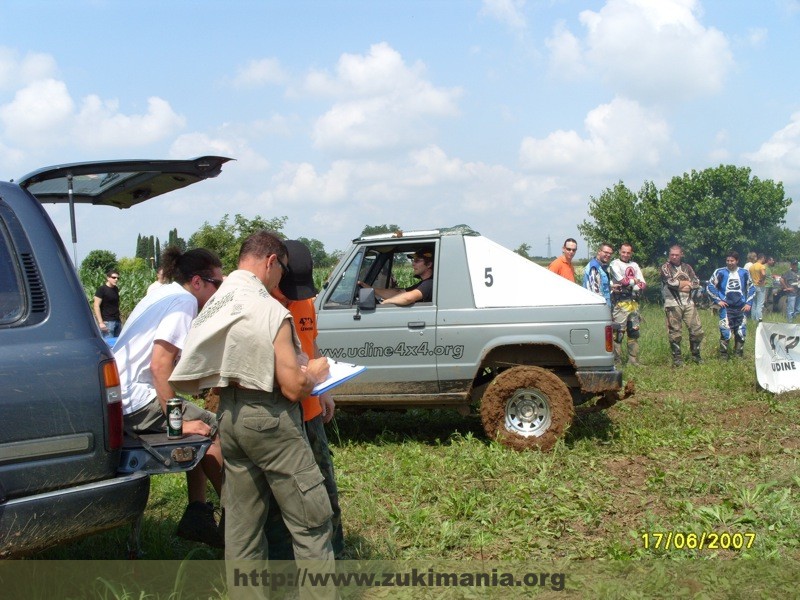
[546,235,551,258]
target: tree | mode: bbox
[361,224,401,236]
[579,166,791,275]
[188,213,288,272]
[657,166,790,275]
[297,236,333,268]
[80,249,117,274]
[167,228,187,253]
[578,180,661,266]
[514,243,532,260]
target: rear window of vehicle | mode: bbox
[0,222,24,324]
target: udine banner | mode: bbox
[755,322,800,392]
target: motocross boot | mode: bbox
[670,342,683,367]
[627,340,640,366]
[719,339,730,360]
[690,339,703,364]
[734,338,745,358]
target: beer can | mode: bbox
[167,398,183,439]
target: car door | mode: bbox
[316,242,439,402]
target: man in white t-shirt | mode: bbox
[113,247,225,547]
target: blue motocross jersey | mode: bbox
[706,267,755,308]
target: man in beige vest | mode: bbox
[171,230,335,599]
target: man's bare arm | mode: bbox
[274,320,329,402]
[381,288,423,306]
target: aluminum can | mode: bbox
[167,398,183,439]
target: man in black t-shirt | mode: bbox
[360,249,434,305]
[93,269,121,338]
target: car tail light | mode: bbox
[102,360,123,450]
[605,325,614,353]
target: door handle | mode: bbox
[407,321,426,329]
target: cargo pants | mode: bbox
[218,387,335,599]
[265,412,344,560]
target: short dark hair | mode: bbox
[727,250,739,261]
[238,230,287,264]
[106,268,119,277]
[563,238,577,248]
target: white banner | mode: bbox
[755,322,800,392]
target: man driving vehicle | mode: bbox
[359,249,434,305]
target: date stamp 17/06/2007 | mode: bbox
[641,531,756,551]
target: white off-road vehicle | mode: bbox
[315,226,628,451]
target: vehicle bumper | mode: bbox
[575,368,623,393]
[0,471,150,558]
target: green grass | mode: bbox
[29,302,800,596]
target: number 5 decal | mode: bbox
[484,267,493,287]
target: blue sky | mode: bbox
[2,0,800,263]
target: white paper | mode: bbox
[311,358,366,395]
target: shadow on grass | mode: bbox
[567,410,616,445]
[329,406,617,449]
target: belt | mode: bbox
[219,386,277,401]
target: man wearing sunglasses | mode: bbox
[170,231,336,584]
[93,268,121,338]
[359,249,435,305]
[113,246,226,548]
[583,243,614,307]
[548,238,578,283]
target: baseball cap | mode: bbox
[279,240,319,301]
[407,249,434,261]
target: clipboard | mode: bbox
[312,358,366,395]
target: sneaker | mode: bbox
[177,501,225,548]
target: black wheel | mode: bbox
[480,366,574,451]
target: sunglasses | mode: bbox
[564,247,577,252]
[276,257,289,274]
[200,276,223,289]
[109,275,119,279]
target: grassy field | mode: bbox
[31,301,799,596]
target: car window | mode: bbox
[0,222,24,324]
[324,243,437,308]
[325,250,365,306]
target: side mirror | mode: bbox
[357,287,376,311]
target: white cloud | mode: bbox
[232,58,287,87]
[519,96,673,175]
[306,43,461,153]
[0,79,74,146]
[72,96,185,148]
[0,47,58,90]
[271,161,352,204]
[479,0,527,31]
[545,21,587,80]
[170,132,269,171]
[548,0,734,103]
[743,112,800,185]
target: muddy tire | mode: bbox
[480,366,574,451]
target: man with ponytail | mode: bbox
[113,246,226,548]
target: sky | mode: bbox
[2,0,800,264]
